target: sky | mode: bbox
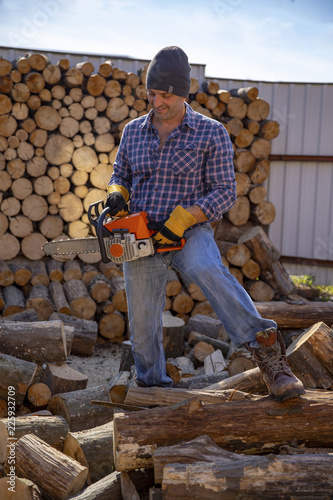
[0,0,332,83]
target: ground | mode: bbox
[67,340,122,389]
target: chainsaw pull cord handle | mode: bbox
[97,206,115,263]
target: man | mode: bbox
[106,46,305,402]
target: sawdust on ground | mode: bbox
[67,340,122,389]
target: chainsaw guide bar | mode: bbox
[43,237,101,256]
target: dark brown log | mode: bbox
[15,434,88,499]
[0,319,67,363]
[113,391,333,471]
[162,453,333,499]
[255,301,333,329]
[47,386,113,431]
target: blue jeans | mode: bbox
[123,223,277,386]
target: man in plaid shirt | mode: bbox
[106,46,304,401]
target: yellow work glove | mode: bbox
[153,206,196,246]
[105,185,129,217]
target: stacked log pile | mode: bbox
[0,320,332,498]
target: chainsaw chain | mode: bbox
[45,237,102,255]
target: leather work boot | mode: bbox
[251,327,305,402]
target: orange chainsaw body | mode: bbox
[102,211,185,262]
[104,211,152,240]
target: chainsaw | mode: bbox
[43,200,185,263]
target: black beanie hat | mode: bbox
[146,46,191,98]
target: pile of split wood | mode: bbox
[0,321,333,499]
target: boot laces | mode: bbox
[257,348,292,379]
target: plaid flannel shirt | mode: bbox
[108,102,236,222]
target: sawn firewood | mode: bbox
[113,391,333,471]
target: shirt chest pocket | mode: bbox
[172,144,200,176]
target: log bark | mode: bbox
[162,453,333,499]
[63,421,114,485]
[255,301,333,329]
[15,434,88,500]
[47,386,113,431]
[26,284,54,320]
[113,391,333,471]
[154,434,241,484]
[0,319,67,363]
[1,285,25,316]
[63,279,96,320]
[49,280,71,314]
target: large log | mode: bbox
[255,301,333,329]
[162,454,333,499]
[124,386,254,408]
[15,434,88,500]
[47,386,113,431]
[113,391,333,471]
[0,319,67,363]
